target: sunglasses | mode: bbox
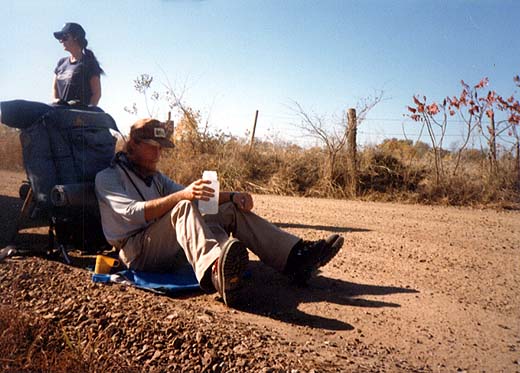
[59,34,70,42]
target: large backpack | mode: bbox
[1,100,119,253]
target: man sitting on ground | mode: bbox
[95,118,344,306]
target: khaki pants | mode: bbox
[119,200,300,282]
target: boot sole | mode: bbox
[219,239,249,306]
[319,235,344,268]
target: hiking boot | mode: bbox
[284,234,344,286]
[320,234,344,267]
[211,238,249,306]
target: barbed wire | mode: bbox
[234,110,511,125]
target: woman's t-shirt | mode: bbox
[54,55,101,105]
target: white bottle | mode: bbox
[198,170,219,215]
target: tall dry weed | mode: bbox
[155,130,520,206]
[2,118,518,206]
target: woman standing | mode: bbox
[52,22,104,107]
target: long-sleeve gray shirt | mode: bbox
[95,163,184,247]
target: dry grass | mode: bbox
[0,125,24,171]
[1,123,519,207]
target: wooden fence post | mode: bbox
[347,108,358,197]
[248,110,259,155]
[516,140,520,191]
[489,112,497,175]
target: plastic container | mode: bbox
[198,170,219,215]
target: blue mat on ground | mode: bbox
[122,267,200,293]
[92,265,200,295]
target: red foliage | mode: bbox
[427,103,440,115]
[497,96,508,106]
[407,76,520,145]
[448,96,460,109]
[475,77,489,89]
[459,90,468,105]
[508,114,520,124]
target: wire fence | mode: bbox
[231,110,518,151]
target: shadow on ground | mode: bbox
[2,193,413,333]
[274,222,371,233]
[234,261,418,331]
[0,195,49,247]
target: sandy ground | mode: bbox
[1,169,519,372]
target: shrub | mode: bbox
[2,114,518,207]
[358,149,423,194]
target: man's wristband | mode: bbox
[229,192,237,205]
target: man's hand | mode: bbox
[183,179,214,201]
[231,192,254,212]
[144,179,212,222]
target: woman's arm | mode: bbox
[89,75,101,106]
[52,75,60,103]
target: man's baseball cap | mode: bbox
[130,118,174,148]
[53,23,86,40]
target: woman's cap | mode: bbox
[53,23,86,40]
[130,118,175,148]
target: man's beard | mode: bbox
[127,153,159,178]
[133,160,158,177]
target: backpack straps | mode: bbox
[116,162,146,201]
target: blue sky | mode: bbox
[1,0,519,146]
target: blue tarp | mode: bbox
[92,266,200,295]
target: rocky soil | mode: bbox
[1,170,519,372]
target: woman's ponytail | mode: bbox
[80,38,105,75]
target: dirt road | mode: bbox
[1,170,519,371]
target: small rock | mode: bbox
[233,345,249,355]
[166,312,179,320]
[172,337,183,349]
[150,350,162,361]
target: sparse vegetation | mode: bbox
[1,75,519,207]
[152,128,518,206]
